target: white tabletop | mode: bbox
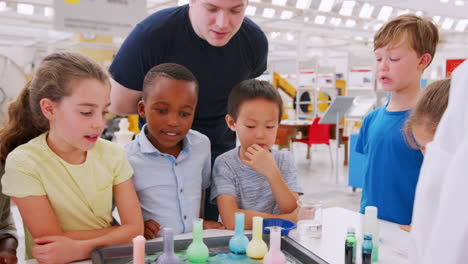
[289,207,409,264]
[26,208,409,264]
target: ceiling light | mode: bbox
[455,19,468,31]
[263,8,275,18]
[441,18,454,30]
[271,32,281,39]
[304,17,310,22]
[296,0,312,9]
[373,23,383,31]
[397,9,410,16]
[281,10,293,19]
[177,0,188,5]
[0,1,6,11]
[359,3,374,19]
[433,16,441,24]
[17,3,34,15]
[455,0,465,5]
[44,6,54,17]
[286,33,295,41]
[440,0,449,3]
[377,6,392,21]
[339,1,355,16]
[363,24,369,30]
[318,0,335,12]
[345,19,356,27]
[315,15,326,24]
[272,0,287,6]
[355,36,363,41]
[330,17,342,26]
[246,6,256,16]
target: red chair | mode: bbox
[292,117,333,166]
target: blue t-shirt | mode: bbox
[110,5,268,157]
[355,106,423,225]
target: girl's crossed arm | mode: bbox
[13,179,143,264]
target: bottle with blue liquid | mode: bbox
[362,206,379,262]
[362,233,373,264]
[229,212,249,255]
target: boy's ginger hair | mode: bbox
[374,14,439,68]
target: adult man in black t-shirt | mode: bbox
[109,0,268,221]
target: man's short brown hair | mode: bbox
[374,14,439,67]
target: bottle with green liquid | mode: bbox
[186,218,209,263]
[344,226,356,264]
[246,216,268,261]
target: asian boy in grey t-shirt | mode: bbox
[210,79,303,230]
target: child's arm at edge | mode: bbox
[199,190,225,230]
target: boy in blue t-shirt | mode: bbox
[125,63,224,238]
[356,14,439,226]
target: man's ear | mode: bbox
[39,98,56,121]
[137,100,146,119]
[418,53,432,70]
[225,114,237,132]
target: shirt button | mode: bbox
[180,188,183,193]
[184,215,187,220]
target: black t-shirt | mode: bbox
[110,5,268,157]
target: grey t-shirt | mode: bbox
[210,147,303,214]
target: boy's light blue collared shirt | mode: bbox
[124,125,211,235]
